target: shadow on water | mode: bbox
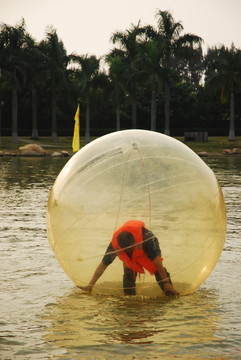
[41,288,234,359]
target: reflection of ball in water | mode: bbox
[47,130,226,296]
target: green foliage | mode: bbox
[204,44,241,139]
[0,11,240,140]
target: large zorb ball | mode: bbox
[47,130,226,296]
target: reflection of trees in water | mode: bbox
[41,288,228,359]
[0,157,68,239]
[0,157,68,189]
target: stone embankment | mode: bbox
[198,148,241,157]
[222,148,241,155]
[0,144,71,157]
[0,143,241,157]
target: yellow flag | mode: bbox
[72,105,80,152]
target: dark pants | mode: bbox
[123,263,172,295]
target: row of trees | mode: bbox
[0,10,241,144]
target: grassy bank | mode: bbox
[176,136,241,154]
[0,135,241,155]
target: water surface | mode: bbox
[0,156,240,359]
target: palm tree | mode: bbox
[105,53,126,131]
[0,19,29,143]
[40,28,69,142]
[135,27,165,131]
[69,54,100,143]
[0,78,5,145]
[205,45,241,141]
[110,23,145,129]
[155,10,203,135]
[23,36,47,139]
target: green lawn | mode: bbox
[177,136,241,154]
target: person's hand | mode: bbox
[163,283,179,297]
[77,284,93,293]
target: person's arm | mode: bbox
[78,242,116,294]
[77,261,108,293]
[152,256,179,296]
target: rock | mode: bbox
[232,148,241,154]
[19,144,45,156]
[51,151,62,157]
[198,151,208,157]
[61,150,70,157]
[223,149,232,155]
[3,151,17,156]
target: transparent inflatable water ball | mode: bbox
[47,130,226,296]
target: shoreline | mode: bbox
[0,136,241,158]
[0,148,241,159]
[0,149,73,158]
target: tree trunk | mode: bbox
[229,90,235,141]
[0,96,2,145]
[131,98,137,129]
[12,87,18,143]
[164,82,170,136]
[31,87,39,139]
[151,88,157,131]
[116,102,120,131]
[85,99,90,143]
[51,89,58,142]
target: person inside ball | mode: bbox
[78,220,179,297]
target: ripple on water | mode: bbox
[0,156,241,359]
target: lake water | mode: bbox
[0,155,240,359]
